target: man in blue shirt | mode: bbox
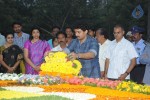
[140,41,150,85]
[0,33,5,46]
[65,24,100,78]
[12,22,29,49]
[12,22,29,74]
[130,26,146,84]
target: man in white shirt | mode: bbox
[51,31,67,51]
[104,25,138,80]
[96,28,111,78]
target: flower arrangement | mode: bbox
[0,73,23,81]
[65,77,121,89]
[18,74,63,85]
[116,81,150,95]
[40,52,82,76]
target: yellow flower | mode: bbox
[40,52,82,75]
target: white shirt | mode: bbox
[133,39,146,64]
[105,37,138,79]
[51,45,63,51]
[99,39,111,71]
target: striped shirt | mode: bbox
[14,32,29,49]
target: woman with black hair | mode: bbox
[0,33,23,74]
[24,27,51,75]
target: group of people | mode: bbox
[0,22,149,85]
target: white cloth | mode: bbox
[105,37,138,79]
[133,39,146,64]
[51,45,63,51]
[99,39,111,71]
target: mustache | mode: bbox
[59,41,64,43]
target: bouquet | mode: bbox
[40,52,82,76]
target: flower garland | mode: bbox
[18,74,63,85]
[65,77,121,89]
[116,81,150,95]
[40,52,82,75]
[39,84,150,100]
[0,80,17,87]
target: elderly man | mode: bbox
[96,28,111,78]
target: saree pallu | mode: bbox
[0,45,23,74]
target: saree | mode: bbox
[0,45,23,74]
[24,40,50,75]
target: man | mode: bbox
[65,24,100,78]
[104,25,138,81]
[96,28,111,78]
[0,33,5,46]
[12,22,29,74]
[140,41,150,85]
[12,22,29,49]
[65,27,74,45]
[130,26,146,84]
[88,28,95,38]
[48,26,60,48]
[51,31,67,51]
[126,31,133,42]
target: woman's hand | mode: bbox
[7,67,14,73]
[33,66,41,72]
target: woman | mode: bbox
[0,33,23,74]
[24,27,51,75]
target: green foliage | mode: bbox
[0,0,148,39]
[0,87,6,91]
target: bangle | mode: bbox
[125,71,129,75]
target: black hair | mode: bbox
[52,26,60,30]
[12,22,22,27]
[56,31,67,39]
[74,23,87,31]
[96,28,109,39]
[88,27,95,32]
[4,32,14,38]
[29,27,45,41]
[65,27,72,31]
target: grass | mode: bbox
[0,87,6,91]
[1,95,72,100]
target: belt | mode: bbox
[135,64,146,67]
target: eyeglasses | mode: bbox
[113,32,122,35]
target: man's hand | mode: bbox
[68,52,78,60]
[118,73,128,81]
[104,74,108,80]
